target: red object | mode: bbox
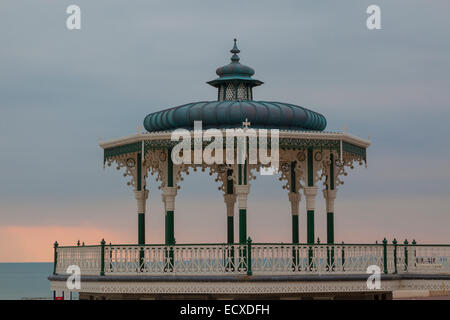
[55,297,63,300]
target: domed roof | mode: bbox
[143,101,326,132]
[143,40,327,133]
[207,39,262,88]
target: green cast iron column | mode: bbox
[236,160,250,272]
[327,153,335,244]
[227,216,234,243]
[239,208,247,244]
[237,163,248,244]
[290,161,299,243]
[226,169,234,244]
[165,211,174,245]
[165,148,175,245]
[307,148,315,244]
[163,148,176,272]
[225,169,236,271]
[136,154,145,245]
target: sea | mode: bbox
[0,263,58,300]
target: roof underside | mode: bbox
[102,133,368,163]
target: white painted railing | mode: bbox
[397,245,450,274]
[53,242,450,276]
[105,244,248,275]
[55,245,102,275]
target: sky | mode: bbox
[0,0,450,262]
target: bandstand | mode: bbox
[49,40,450,300]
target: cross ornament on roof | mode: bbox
[242,118,251,131]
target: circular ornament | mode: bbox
[314,151,323,162]
[126,158,136,168]
[297,151,306,162]
[159,152,167,162]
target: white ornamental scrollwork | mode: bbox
[106,153,139,189]
[332,151,365,187]
[145,149,168,189]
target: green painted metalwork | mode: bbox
[280,139,338,150]
[100,239,105,276]
[393,238,398,274]
[307,148,313,187]
[404,239,409,271]
[383,238,388,274]
[238,164,242,185]
[143,101,327,133]
[165,211,175,245]
[138,213,145,245]
[290,161,296,193]
[307,210,314,244]
[327,212,334,244]
[292,215,299,244]
[244,161,247,185]
[239,209,247,244]
[207,39,263,90]
[247,237,252,276]
[227,216,234,244]
[104,138,365,162]
[341,242,345,271]
[136,153,142,191]
[53,241,58,275]
[343,141,366,159]
[226,169,233,194]
[104,142,141,163]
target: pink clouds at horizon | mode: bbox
[0,225,134,262]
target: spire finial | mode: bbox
[230,38,240,62]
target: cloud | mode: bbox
[0,225,134,262]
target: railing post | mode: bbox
[382,238,388,274]
[393,238,398,274]
[341,241,345,272]
[327,241,335,272]
[109,242,112,271]
[100,239,105,276]
[412,239,417,268]
[53,241,58,275]
[247,237,252,276]
[404,239,409,272]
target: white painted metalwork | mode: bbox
[55,245,101,275]
[55,243,450,276]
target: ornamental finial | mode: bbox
[230,38,240,62]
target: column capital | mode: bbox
[134,189,149,200]
[162,187,177,212]
[224,194,237,217]
[323,189,337,200]
[235,185,250,210]
[162,186,178,197]
[134,189,149,213]
[323,189,337,213]
[303,186,318,211]
[235,185,250,195]
[288,192,301,215]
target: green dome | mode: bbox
[143,100,326,132]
